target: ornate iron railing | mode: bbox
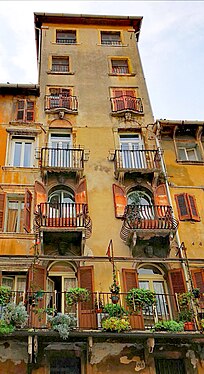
[41,148,84,170]
[45,95,78,112]
[123,204,179,231]
[114,149,161,172]
[110,95,143,113]
[38,203,88,228]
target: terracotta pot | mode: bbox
[111,294,119,304]
[184,322,196,331]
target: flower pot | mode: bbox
[184,322,196,331]
[111,294,119,304]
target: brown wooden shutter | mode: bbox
[27,264,46,328]
[34,181,47,213]
[113,184,127,218]
[168,268,187,295]
[122,269,138,292]
[78,266,96,328]
[191,269,204,293]
[175,193,190,220]
[187,194,200,221]
[26,101,34,122]
[24,189,32,233]
[0,193,6,232]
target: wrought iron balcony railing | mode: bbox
[45,95,78,112]
[114,149,161,175]
[111,95,143,114]
[41,147,84,171]
[123,204,179,231]
[3,291,196,332]
[38,203,88,228]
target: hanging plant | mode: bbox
[66,287,90,306]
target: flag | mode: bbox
[106,239,113,263]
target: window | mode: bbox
[52,57,69,72]
[9,136,35,167]
[49,133,72,167]
[111,59,129,74]
[2,275,26,303]
[175,193,200,221]
[120,134,145,169]
[47,88,72,110]
[155,359,186,374]
[177,144,200,161]
[56,30,76,44]
[101,31,121,45]
[16,100,34,122]
[111,89,143,113]
[6,198,24,232]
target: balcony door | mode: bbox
[49,133,72,167]
[127,190,154,220]
[48,190,75,220]
[120,134,146,169]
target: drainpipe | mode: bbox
[35,27,41,85]
[154,120,200,328]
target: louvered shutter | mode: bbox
[168,269,187,295]
[75,179,87,219]
[78,266,96,328]
[175,193,190,220]
[187,194,200,221]
[26,101,34,122]
[113,89,124,111]
[0,193,6,231]
[154,184,169,217]
[122,269,144,329]
[24,189,32,233]
[34,181,47,214]
[191,269,204,293]
[27,264,46,328]
[113,184,127,218]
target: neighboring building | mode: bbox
[0,12,203,374]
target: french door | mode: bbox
[49,133,71,167]
[120,134,146,169]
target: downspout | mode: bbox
[155,120,199,328]
[35,27,41,85]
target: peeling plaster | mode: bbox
[0,341,28,364]
[90,343,141,365]
[120,355,145,372]
[186,350,198,369]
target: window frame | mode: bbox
[51,56,70,73]
[177,144,199,162]
[56,30,77,44]
[100,31,122,46]
[110,58,129,75]
[16,99,35,122]
[9,135,35,168]
[5,196,25,233]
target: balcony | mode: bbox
[113,149,161,179]
[44,94,78,113]
[4,291,199,333]
[110,95,143,115]
[120,204,179,243]
[40,147,84,177]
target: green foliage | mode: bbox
[178,309,193,322]
[103,303,127,318]
[0,320,14,335]
[102,316,131,333]
[48,313,77,340]
[200,319,204,329]
[153,320,184,332]
[126,288,156,313]
[109,282,120,294]
[178,292,193,309]
[66,288,90,306]
[0,286,12,306]
[2,302,28,328]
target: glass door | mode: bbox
[49,134,71,167]
[120,134,146,169]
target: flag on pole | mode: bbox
[106,239,113,263]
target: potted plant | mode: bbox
[66,287,90,307]
[153,320,184,332]
[102,316,131,333]
[126,288,156,314]
[103,303,127,318]
[48,312,77,340]
[178,292,196,331]
[109,281,120,304]
[2,302,28,328]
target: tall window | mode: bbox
[16,100,34,122]
[6,199,24,232]
[56,30,76,44]
[52,57,69,72]
[120,134,145,169]
[111,59,129,74]
[9,136,34,167]
[49,133,72,167]
[101,31,121,45]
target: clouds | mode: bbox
[0,1,203,120]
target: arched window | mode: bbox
[127,190,152,206]
[127,190,154,219]
[49,189,75,205]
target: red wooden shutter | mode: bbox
[113,89,124,111]
[78,266,96,328]
[154,184,169,217]
[26,101,34,122]
[187,194,200,221]
[24,189,32,233]
[168,269,187,295]
[34,181,47,213]
[75,178,87,204]
[27,264,46,328]
[175,193,190,220]
[122,269,138,291]
[122,269,144,329]
[113,184,127,218]
[0,193,6,232]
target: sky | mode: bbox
[0,1,204,121]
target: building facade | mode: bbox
[0,12,203,374]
